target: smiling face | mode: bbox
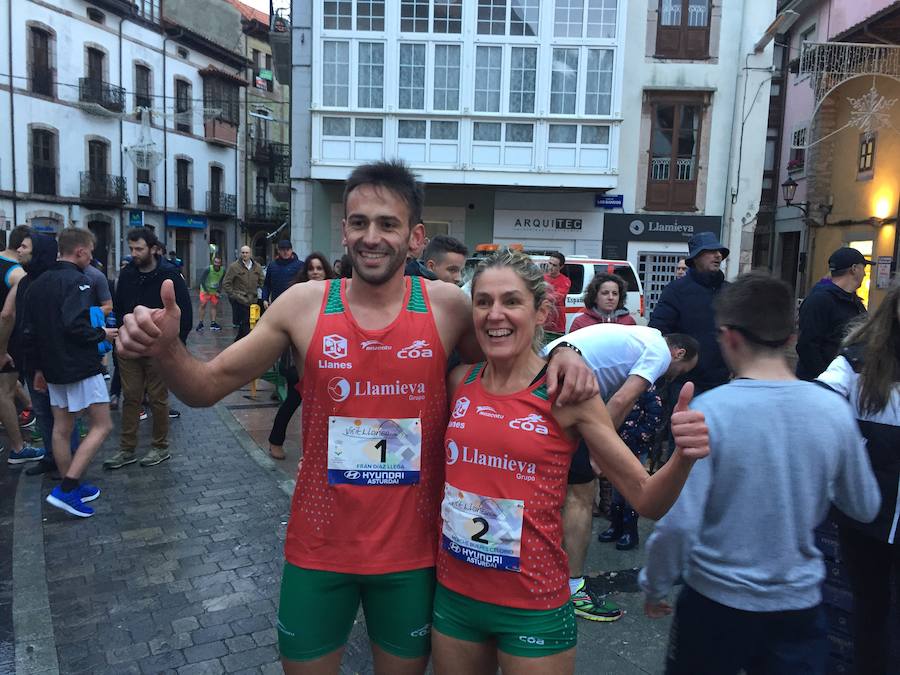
[596,281,620,313]
[306,256,327,281]
[342,184,423,286]
[472,267,548,361]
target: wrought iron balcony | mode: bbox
[177,187,192,211]
[31,68,54,97]
[252,140,289,164]
[80,172,127,204]
[32,166,57,196]
[207,191,237,217]
[79,77,125,113]
[245,203,288,224]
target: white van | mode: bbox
[464,247,644,333]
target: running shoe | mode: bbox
[8,445,45,465]
[46,485,94,518]
[76,483,101,503]
[19,408,36,428]
[140,447,171,467]
[139,408,149,421]
[168,409,181,419]
[103,450,138,470]
[210,322,222,331]
[571,581,624,622]
[196,322,204,333]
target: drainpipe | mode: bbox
[8,0,18,227]
[117,14,125,271]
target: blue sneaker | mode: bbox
[77,483,101,503]
[8,445,45,465]
[46,486,94,518]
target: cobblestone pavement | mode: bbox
[4,296,673,675]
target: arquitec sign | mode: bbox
[493,210,602,239]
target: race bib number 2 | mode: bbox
[441,483,524,572]
[327,416,421,486]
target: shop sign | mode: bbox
[603,213,721,242]
[166,213,207,230]
[493,210,602,239]
[129,210,144,227]
[595,194,624,209]
[259,69,273,81]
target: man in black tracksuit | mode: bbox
[23,228,116,518]
[795,247,869,380]
[105,228,192,470]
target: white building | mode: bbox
[288,0,775,312]
[0,0,249,286]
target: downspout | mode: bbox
[117,14,125,270]
[8,0,18,227]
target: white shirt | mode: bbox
[543,324,671,400]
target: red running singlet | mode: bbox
[285,277,448,574]
[437,363,577,609]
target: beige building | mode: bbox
[229,0,291,264]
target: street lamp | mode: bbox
[781,178,833,222]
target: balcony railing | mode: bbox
[253,139,289,164]
[177,187,192,211]
[32,166,57,196]
[207,191,237,217]
[31,68,53,97]
[245,203,288,223]
[79,77,125,112]
[650,157,695,181]
[80,172,127,204]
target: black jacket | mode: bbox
[22,261,106,384]
[796,279,867,380]
[820,345,899,543]
[114,256,193,343]
[648,268,729,393]
[263,254,303,302]
[10,234,58,375]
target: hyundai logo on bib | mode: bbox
[397,340,433,359]
[445,439,536,480]
[343,470,361,480]
[327,377,351,402]
[321,334,353,369]
[509,413,549,436]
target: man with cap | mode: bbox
[795,247,869,380]
[649,231,730,394]
[262,240,303,309]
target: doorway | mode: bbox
[778,231,800,291]
[175,230,192,286]
[87,220,110,271]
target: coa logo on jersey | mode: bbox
[397,340,433,360]
[509,413,549,436]
[321,334,352,369]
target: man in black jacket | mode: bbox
[105,228,192,470]
[24,228,117,517]
[795,247,869,380]
[649,232,730,394]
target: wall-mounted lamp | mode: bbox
[781,178,833,225]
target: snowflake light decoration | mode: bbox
[847,85,897,136]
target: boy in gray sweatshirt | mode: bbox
[639,273,880,674]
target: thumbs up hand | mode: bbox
[118,279,182,359]
[670,382,710,461]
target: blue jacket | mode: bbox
[263,254,303,303]
[649,268,729,393]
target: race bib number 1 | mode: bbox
[327,416,421,486]
[441,483,524,572]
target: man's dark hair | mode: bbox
[715,272,794,350]
[343,160,424,228]
[664,333,700,361]
[9,225,31,251]
[422,235,467,263]
[58,227,95,256]
[548,251,566,267]
[127,227,159,249]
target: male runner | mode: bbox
[543,324,699,621]
[117,160,596,673]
